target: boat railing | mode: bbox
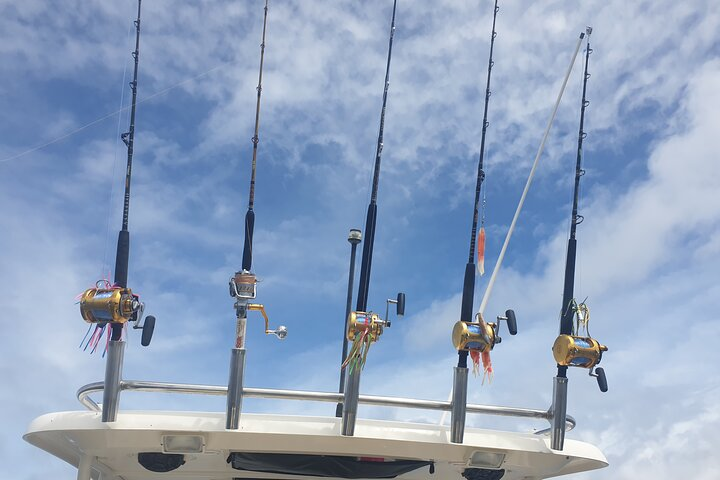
[76,379,575,435]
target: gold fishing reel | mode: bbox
[79,286,141,324]
[552,335,607,369]
[452,310,517,352]
[346,311,389,342]
[452,317,495,353]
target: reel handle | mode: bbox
[248,303,287,340]
[495,309,518,336]
[385,292,406,326]
[131,303,155,347]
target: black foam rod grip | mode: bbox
[459,262,475,323]
[114,230,130,288]
[560,238,577,335]
[356,203,377,312]
[242,209,255,272]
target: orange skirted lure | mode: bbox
[477,226,486,275]
[470,349,493,384]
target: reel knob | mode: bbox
[591,367,608,392]
[270,325,288,340]
[140,315,156,347]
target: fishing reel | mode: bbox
[452,309,518,352]
[347,292,406,342]
[552,301,608,392]
[229,271,257,300]
[248,303,287,340]
[346,311,390,342]
[79,284,155,346]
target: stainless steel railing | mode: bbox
[76,379,575,433]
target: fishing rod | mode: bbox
[550,27,608,451]
[77,0,155,423]
[340,0,403,438]
[355,0,398,313]
[449,0,519,444]
[112,0,143,323]
[241,0,269,273]
[227,0,286,431]
[558,31,592,353]
[457,0,501,371]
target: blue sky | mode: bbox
[1,0,719,479]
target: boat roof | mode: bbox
[25,411,606,480]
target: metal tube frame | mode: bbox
[78,379,575,434]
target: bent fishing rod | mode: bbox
[112,0,143,340]
[457,0,500,370]
[355,0,398,312]
[241,0,270,273]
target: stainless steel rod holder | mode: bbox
[101,339,125,422]
[226,348,247,429]
[550,376,569,450]
[450,366,469,443]
[341,368,361,436]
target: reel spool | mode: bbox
[229,271,257,300]
[552,334,607,369]
[347,311,388,342]
[452,318,496,353]
[80,287,141,324]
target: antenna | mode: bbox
[549,27,609,451]
[355,0,398,312]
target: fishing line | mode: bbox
[0,61,236,165]
[102,20,134,278]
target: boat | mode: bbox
[24,1,610,479]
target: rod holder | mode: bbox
[550,376,569,450]
[101,339,125,422]
[450,366,469,443]
[226,348,247,429]
[341,368,362,436]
